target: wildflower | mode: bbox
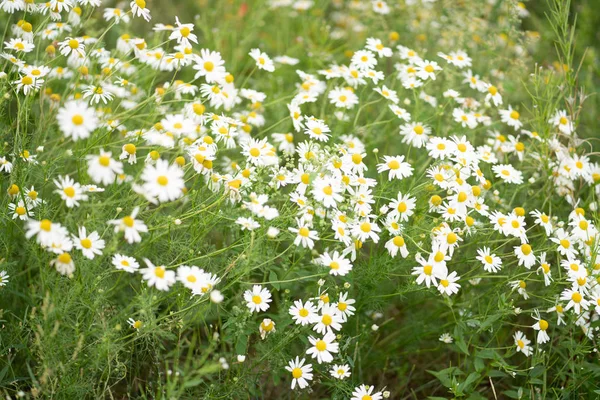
[306,331,339,364]
[54,175,88,208]
[140,159,185,203]
[193,49,227,83]
[107,207,148,244]
[243,285,272,313]
[492,164,523,184]
[285,357,313,390]
[59,37,85,57]
[499,106,523,130]
[249,48,275,72]
[514,331,532,356]
[56,100,99,141]
[86,150,124,186]
[141,259,176,291]
[50,252,75,276]
[437,270,461,296]
[169,17,197,47]
[9,200,32,220]
[130,0,151,21]
[311,304,343,335]
[112,254,139,273]
[476,247,502,273]
[0,271,9,287]
[330,364,351,379]
[290,300,317,326]
[289,218,319,249]
[318,251,352,276]
[439,333,453,343]
[351,384,383,400]
[532,310,550,344]
[127,318,143,331]
[73,227,104,259]
[259,318,276,339]
[376,155,413,180]
[82,84,114,104]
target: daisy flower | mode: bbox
[130,0,151,21]
[289,218,319,249]
[193,49,227,83]
[73,226,105,259]
[169,17,197,46]
[476,247,502,273]
[249,48,275,72]
[318,251,352,276]
[437,270,461,296]
[50,252,75,276]
[514,331,533,356]
[376,155,413,180]
[107,207,148,244]
[285,357,313,390]
[310,303,343,335]
[532,310,550,344]
[306,331,338,364]
[112,254,139,273]
[54,175,88,208]
[492,164,524,184]
[140,159,185,203]
[290,300,317,326]
[499,105,523,130]
[0,270,9,287]
[303,118,330,142]
[351,384,383,400]
[141,259,176,291]
[330,364,351,379]
[243,285,272,313]
[56,100,99,141]
[86,150,124,186]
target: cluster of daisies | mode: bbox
[1,0,598,396]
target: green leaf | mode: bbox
[269,270,280,290]
[235,335,247,355]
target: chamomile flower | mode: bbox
[140,159,185,203]
[290,300,317,326]
[311,303,343,335]
[50,252,76,276]
[476,247,502,273]
[376,155,413,180]
[249,48,275,72]
[54,175,88,208]
[107,207,148,244]
[56,100,99,141]
[112,254,139,273]
[351,384,383,400]
[0,271,9,287]
[130,0,151,21]
[318,251,353,276]
[513,331,532,356]
[306,331,338,364]
[285,357,313,390]
[330,364,351,379]
[87,150,124,186]
[73,227,105,259]
[289,218,319,249]
[169,17,197,46]
[531,310,550,344]
[243,285,272,313]
[141,259,176,291]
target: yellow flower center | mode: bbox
[156,176,169,186]
[63,187,75,198]
[292,368,303,379]
[315,340,327,351]
[80,238,92,249]
[58,253,72,264]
